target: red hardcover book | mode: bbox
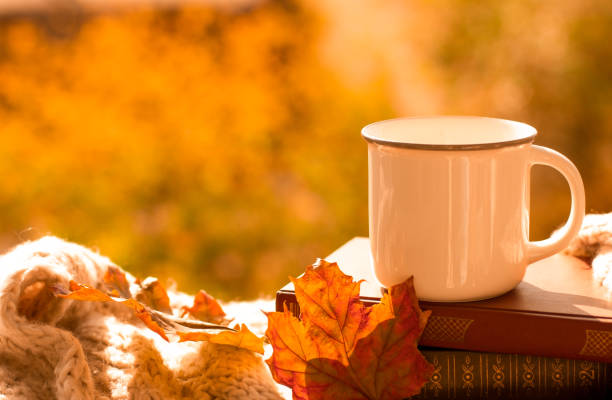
[276,237,612,363]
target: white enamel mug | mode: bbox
[362,116,585,301]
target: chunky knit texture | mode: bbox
[563,212,612,290]
[0,237,283,400]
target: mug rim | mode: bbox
[361,116,538,151]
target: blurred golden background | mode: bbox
[0,0,610,300]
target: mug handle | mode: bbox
[526,145,585,263]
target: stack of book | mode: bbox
[276,238,612,399]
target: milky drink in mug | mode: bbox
[362,116,585,302]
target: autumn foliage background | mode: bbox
[0,0,611,300]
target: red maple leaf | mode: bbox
[265,260,433,400]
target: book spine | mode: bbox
[415,349,611,399]
[276,291,612,363]
[415,305,612,364]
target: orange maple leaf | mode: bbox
[180,289,226,323]
[104,265,133,298]
[135,277,173,314]
[55,280,114,302]
[177,323,264,354]
[265,260,434,400]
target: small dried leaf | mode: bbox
[104,266,132,299]
[135,277,172,314]
[121,298,169,341]
[265,260,434,400]
[53,281,113,302]
[177,323,264,354]
[180,289,226,323]
[161,312,234,331]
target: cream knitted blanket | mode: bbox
[563,212,612,289]
[0,237,285,400]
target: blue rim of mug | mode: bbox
[361,116,538,151]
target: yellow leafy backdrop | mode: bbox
[0,0,610,299]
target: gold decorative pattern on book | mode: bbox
[521,356,536,391]
[491,355,505,395]
[579,329,612,358]
[415,351,611,399]
[578,360,595,388]
[460,355,474,395]
[425,355,443,397]
[550,358,566,395]
[421,315,474,343]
